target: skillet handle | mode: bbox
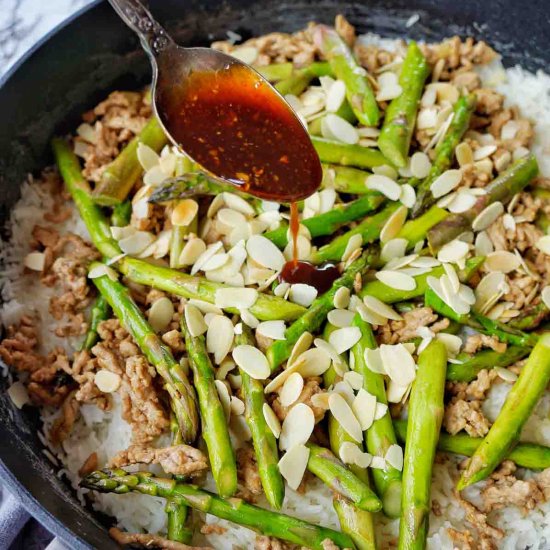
[107,0,175,58]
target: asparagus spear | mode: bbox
[427,154,539,253]
[311,136,390,170]
[397,205,449,248]
[118,257,304,322]
[446,346,530,382]
[352,314,402,518]
[393,420,550,470]
[267,250,375,369]
[89,262,199,442]
[358,256,484,303]
[313,25,379,126]
[275,62,333,96]
[235,327,284,509]
[399,340,447,550]
[93,117,168,205]
[310,204,399,264]
[321,165,373,194]
[111,201,132,227]
[377,42,430,168]
[81,469,356,549]
[264,193,385,249]
[306,443,382,512]
[256,62,294,82]
[411,94,477,217]
[80,295,110,351]
[458,332,550,489]
[181,314,237,497]
[507,301,549,331]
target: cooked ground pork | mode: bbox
[254,536,296,550]
[200,524,227,535]
[444,398,490,437]
[109,444,207,476]
[463,334,506,354]
[109,527,211,550]
[236,445,263,501]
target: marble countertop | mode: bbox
[0,0,95,78]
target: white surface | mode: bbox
[0,0,95,77]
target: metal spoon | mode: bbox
[107,0,322,201]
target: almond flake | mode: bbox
[202,253,230,272]
[230,45,258,64]
[254,320,284,341]
[380,205,408,243]
[215,287,258,310]
[473,144,497,161]
[339,441,362,465]
[494,367,518,383]
[206,315,234,364]
[474,230,494,256]
[333,287,350,309]
[447,191,478,214]
[364,348,386,374]
[363,295,402,321]
[313,339,346,372]
[232,345,270,380]
[295,347,332,377]
[179,238,207,266]
[279,403,315,451]
[263,403,282,438]
[375,270,416,291]
[278,444,310,490]
[289,284,317,307]
[474,272,508,314]
[246,235,285,270]
[327,309,355,328]
[274,282,290,298]
[329,392,363,443]
[146,297,173,333]
[366,174,401,201]
[191,242,224,275]
[88,264,118,281]
[311,392,331,410]
[410,152,431,178]
[399,184,416,208]
[536,235,550,255]
[23,251,46,272]
[7,381,29,409]
[430,169,462,198]
[216,358,236,380]
[380,238,408,264]
[542,286,550,309]
[217,207,247,230]
[342,233,363,262]
[288,332,313,367]
[343,371,363,391]
[485,250,521,273]
[385,444,404,471]
[184,304,207,337]
[374,402,388,420]
[437,239,469,264]
[321,114,359,145]
[171,199,198,227]
[215,380,231,421]
[222,192,255,216]
[455,142,473,166]
[410,256,440,268]
[355,301,387,326]
[352,388,376,430]
[230,396,245,415]
[279,372,304,407]
[328,326,361,354]
[119,231,155,255]
[326,79,346,112]
[472,202,504,232]
[370,456,387,469]
[436,333,462,358]
[386,381,410,403]
[380,343,416,386]
[372,164,398,179]
[94,370,121,393]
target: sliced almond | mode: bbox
[485,250,521,273]
[542,286,550,309]
[472,202,504,232]
[278,443,310,490]
[279,372,304,407]
[88,263,118,281]
[256,320,285,341]
[399,184,416,208]
[328,326,361,354]
[494,367,518,383]
[288,332,313,367]
[380,238,408,264]
[326,79,346,112]
[410,152,431,179]
[147,297,174,333]
[263,403,282,438]
[386,380,410,403]
[343,371,363,391]
[430,169,462,198]
[206,315,234,364]
[385,444,404,471]
[437,239,469,264]
[216,358,236,380]
[179,238,207,266]
[447,191,478,214]
[363,295,402,321]
[352,388,376,431]
[7,381,29,409]
[279,403,315,451]
[191,242,224,275]
[380,343,416,386]
[375,270,416,291]
[230,45,258,64]
[474,271,508,314]
[329,393,363,443]
[295,347,332,377]
[24,251,45,271]
[327,309,355,328]
[536,235,550,255]
[171,199,198,227]
[94,370,121,393]
[374,402,388,420]
[246,235,285,271]
[289,284,317,307]
[380,205,408,243]
[474,230,494,256]
[119,231,155,255]
[215,379,231,421]
[364,348,386,374]
[333,287,350,309]
[321,114,359,145]
[184,304,207,337]
[342,233,363,262]
[355,301,387,326]
[230,395,245,416]
[232,344,270,380]
[455,142,473,167]
[215,287,258,310]
[366,174,402,201]
[372,164,398,180]
[473,144,497,161]
[217,207,247,230]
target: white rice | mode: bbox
[1,36,549,548]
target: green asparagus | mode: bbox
[311,136,390,169]
[507,301,549,331]
[275,62,333,96]
[267,250,375,369]
[458,332,550,489]
[378,42,430,168]
[165,499,192,544]
[81,469,356,549]
[80,295,110,351]
[306,443,382,512]
[314,25,379,126]
[321,165,372,194]
[264,193,385,249]
[399,340,447,550]
[256,62,294,82]
[427,153,539,253]
[394,420,550,470]
[352,314,402,518]
[411,94,477,217]
[93,116,168,205]
[397,205,449,248]
[235,327,285,509]
[89,261,199,443]
[446,346,530,382]
[111,201,132,227]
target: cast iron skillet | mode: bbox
[0,0,548,547]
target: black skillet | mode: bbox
[0,0,548,547]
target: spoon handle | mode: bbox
[108,0,174,58]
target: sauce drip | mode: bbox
[289,202,300,265]
[156,62,322,202]
[279,260,339,294]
